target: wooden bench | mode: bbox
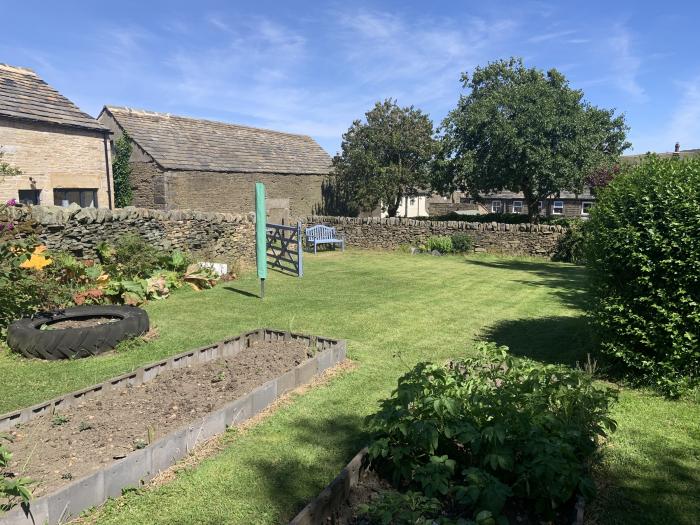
[305,224,345,254]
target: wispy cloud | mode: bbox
[662,76,700,150]
[527,29,576,43]
[606,24,646,101]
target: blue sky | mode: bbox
[2,1,699,155]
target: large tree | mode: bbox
[333,99,436,217]
[435,58,630,220]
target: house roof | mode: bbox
[0,64,107,132]
[101,106,332,175]
[622,148,700,163]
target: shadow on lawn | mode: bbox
[588,449,700,525]
[223,286,260,299]
[241,410,367,522]
[464,258,590,310]
[481,315,595,367]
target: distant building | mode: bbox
[0,64,113,208]
[98,106,331,217]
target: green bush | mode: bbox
[450,233,473,253]
[366,343,617,522]
[552,219,587,264]
[586,155,700,395]
[425,236,453,254]
[0,239,73,337]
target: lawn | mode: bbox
[1,251,698,525]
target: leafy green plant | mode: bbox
[183,264,219,291]
[112,131,133,208]
[109,234,162,279]
[358,490,443,525]
[366,343,617,522]
[78,421,93,432]
[0,434,32,514]
[0,239,73,338]
[552,219,587,264]
[51,414,69,427]
[450,233,473,253]
[586,155,700,396]
[425,236,453,254]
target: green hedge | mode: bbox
[586,155,700,395]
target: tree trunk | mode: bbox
[523,188,539,224]
[386,193,402,217]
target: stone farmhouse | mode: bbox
[98,106,331,218]
[0,64,114,208]
[440,144,700,218]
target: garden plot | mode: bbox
[0,329,346,525]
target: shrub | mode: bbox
[0,239,72,337]
[367,343,617,522]
[552,219,587,264]
[450,233,473,253]
[425,236,453,254]
[106,234,162,279]
[586,155,700,395]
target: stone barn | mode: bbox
[98,106,331,218]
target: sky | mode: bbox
[2,0,699,155]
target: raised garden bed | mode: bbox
[289,450,585,525]
[0,328,346,525]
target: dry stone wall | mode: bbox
[305,216,566,257]
[7,205,255,263]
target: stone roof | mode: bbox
[102,106,332,175]
[622,148,700,163]
[0,64,107,132]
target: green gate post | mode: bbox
[255,182,267,298]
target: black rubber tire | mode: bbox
[7,306,149,360]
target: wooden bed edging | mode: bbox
[1,329,347,525]
[289,448,368,525]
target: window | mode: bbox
[18,189,41,205]
[53,189,98,208]
[538,201,545,214]
[512,200,523,214]
[491,200,502,213]
[552,200,564,215]
[581,201,593,215]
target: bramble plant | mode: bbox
[366,343,617,522]
[586,155,700,396]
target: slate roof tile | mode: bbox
[0,64,106,132]
[104,106,332,175]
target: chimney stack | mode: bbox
[675,142,680,153]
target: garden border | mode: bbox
[0,328,347,525]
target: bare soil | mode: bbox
[43,316,120,330]
[6,339,312,496]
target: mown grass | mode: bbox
[1,251,697,524]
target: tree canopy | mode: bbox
[332,99,436,217]
[435,58,630,220]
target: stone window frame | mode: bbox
[552,200,564,215]
[512,200,523,214]
[18,189,41,205]
[581,201,593,216]
[53,188,98,208]
[491,200,502,213]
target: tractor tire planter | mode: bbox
[7,305,149,360]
